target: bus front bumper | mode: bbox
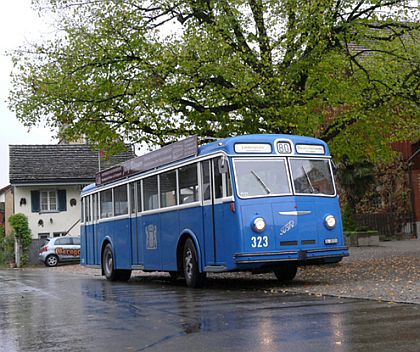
[233,247,349,265]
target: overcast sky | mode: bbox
[0,0,56,189]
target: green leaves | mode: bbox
[8,0,420,162]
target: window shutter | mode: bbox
[31,191,40,213]
[58,190,67,211]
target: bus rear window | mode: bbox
[289,159,334,195]
[234,159,291,198]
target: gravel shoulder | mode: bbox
[29,239,420,304]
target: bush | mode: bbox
[8,213,32,266]
[342,203,356,231]
[0,225,14,265]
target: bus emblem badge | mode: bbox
[146,224,158,250]
[280,220,295,235]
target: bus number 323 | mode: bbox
[251,236,269,248]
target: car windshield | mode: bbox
[289,158,335,195]
[234,158,291,198]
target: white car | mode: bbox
[39,237,80,267]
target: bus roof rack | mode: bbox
[95,135,198,186]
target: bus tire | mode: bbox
[103,244,117,281]
[183,238,205,288]
[116,269,132,282]
[273,264,298,281]
[102,244,131,281]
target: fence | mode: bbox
[29,239,45,265]
[354,212,413,240]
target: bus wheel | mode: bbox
[183,239,205,288]
[116,269,131,282]
[273,264,298,281]
[103,244,117,281]
[102,244,131,281]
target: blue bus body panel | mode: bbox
[160,211,180,269]
[142,213,161,270]
[235,195,347,266]
[178,207,204,267]
[213,202,240,269]
[80,226,87,265]
[84,218,132,269]
[134,207,205,271]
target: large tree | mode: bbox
[8,0,419,160]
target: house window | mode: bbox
[31,190,67,213]
[38,233,49,239]
[40,191,57,212]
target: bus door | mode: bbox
[85,195,96,264]
[202,157,231,266]
[129,182,141,265]
[141,175,161,270]
[92,193,99,265]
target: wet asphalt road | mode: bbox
[0,270,419,352]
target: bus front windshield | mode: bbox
[289,159,335,195]
[234,159,291,198]
[234,158,335,198]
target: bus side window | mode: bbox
[214,156,232,199]
[160,170,177,208]
[93,193,98,221]
[143,175,159,210]
[100,189,113,218]
[226,169,233,197]
[114,184,128,216]
[201,160,211,201]
[129,183,136,214]
[213,158,223,199]
[179,163,198,204]
[81,197,85,223]
[85,195,91,222]
[136,180,142,213]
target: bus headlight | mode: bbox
[252,217,266,233]
[324,215,336,230]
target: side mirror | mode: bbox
[218,157,229,174]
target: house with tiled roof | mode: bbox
[8,144,135,239]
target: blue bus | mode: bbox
[80,134,348,287]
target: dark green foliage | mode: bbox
[0,225,15,265]
[337,158,375,209]
[8,213,32,266]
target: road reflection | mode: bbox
[0,270,418,352]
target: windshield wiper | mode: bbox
[250,170,271,194]
[301,166,315,193]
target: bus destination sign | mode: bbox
[96,135,198,186]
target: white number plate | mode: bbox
[251,236,269,248]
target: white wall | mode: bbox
[13,185,82,239]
